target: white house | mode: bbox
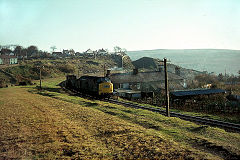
[0,55,18,65]
[97,48,108,55]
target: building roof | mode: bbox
[52,52,63,55]
[110,71,184,83]
[85,49,94,54]
[170,89,226,97]
[98,48,107,52]
[115,89,141,94]
[0,55,17,59]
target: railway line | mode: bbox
[104,98,240,132]
[62,86,240,132]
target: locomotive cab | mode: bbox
[66,75,113,98]
[98,77,113,96]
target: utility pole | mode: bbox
[39,65,44,90]
[103,63,106,77]
[122,55,127,69]
[164,58,170,117]
[78,63,80,78]
[40,67,42,89]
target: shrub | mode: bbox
[58,64,75,73]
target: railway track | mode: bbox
[104,98,240,132]
[62,87,240,132]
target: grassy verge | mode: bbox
[118,98,240,124]
[1,81,197,159]
[26,77,240,159]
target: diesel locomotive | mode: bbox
[66,75,113,98]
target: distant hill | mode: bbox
[127,49,240,75]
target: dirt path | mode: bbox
[0,87,194,159]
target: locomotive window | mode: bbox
[104,85,110,88]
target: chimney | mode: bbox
[106,69,111,77]
[175,66,180,76]
[133,68,138,75]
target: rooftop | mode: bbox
[0,55,17,58]
[170,89,226,97]
[110,71,184,83]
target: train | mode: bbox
[65,75,113,98]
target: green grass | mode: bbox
[118,98,240,124]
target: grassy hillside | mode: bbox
[1,78,239,159]
[0,57,123,85]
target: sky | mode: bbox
[0,0,240,52]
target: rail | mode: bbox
[104,98,240,132]
[63,87,240,132]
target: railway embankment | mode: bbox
[1,78,239,159]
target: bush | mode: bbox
[58,64,75,73]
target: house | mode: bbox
[115,89,141,100]
[62,50,70,56]
[84,49,96,58]
[109,68,185,92]
[75,52,83,57]
[63,49,76,56]
[114,52,127,56]
[52,51,63,57]
[69,49,75,56]
[0,55,18,65]
[97,48,108,55]
[84,49,94,54]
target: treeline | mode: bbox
[0,45,51,58]
[190,72,240,93]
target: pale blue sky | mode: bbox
[0,0,240,52]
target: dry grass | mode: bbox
[0,87,192,159]
[1,78,240,159]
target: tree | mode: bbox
[114,46,121,53]
[20,48,28,58]
[121,48,127,52]
[195,74,218,87]
[13,45,23,56]
[218,73,224,81]
[27,45,38,57]
[113,46,127,53]
[50,46,57,52]
[0,48,12,55]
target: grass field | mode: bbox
[0,77,240,159]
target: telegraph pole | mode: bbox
[103,63,106,77]
[40,67,42,89]
[164,58,170,117]
[39,65,44,90]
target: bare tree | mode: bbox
[13,45,23,56]
[50,46,57,52]
[114,46,127,53]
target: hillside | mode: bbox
[0,55,134,86]
[128,49,240,75]
[1,79,240,159]
[132,57,203,80]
